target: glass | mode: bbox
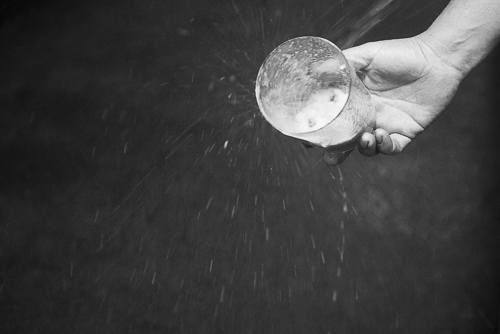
[255,36,375,152]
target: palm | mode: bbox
[343,37,463,154]
[323,36,464,164]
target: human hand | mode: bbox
[338,34,464,160]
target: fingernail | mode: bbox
[375,134,383,145]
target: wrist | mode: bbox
[417,0,500,78]
[416,29,473,79]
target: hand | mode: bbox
[342,34,464,158]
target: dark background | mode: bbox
[0,0,499,333]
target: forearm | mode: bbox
[419,0,500,76]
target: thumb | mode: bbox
[342,42,380,72]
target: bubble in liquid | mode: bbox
[294,88,348,133]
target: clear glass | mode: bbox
[255,36,375,151]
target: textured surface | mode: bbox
[0,0,499,333]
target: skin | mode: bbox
[326,0,500,164]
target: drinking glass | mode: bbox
[255,36,375,153]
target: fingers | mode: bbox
[358,129,412,156]
[323,128,412,164]
[358,132,378,156]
